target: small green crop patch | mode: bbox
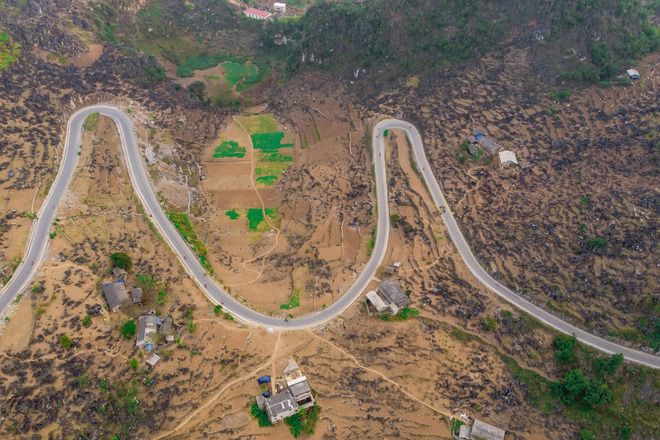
[176,53,268,89]
[0,31,21,71]
[259,152,294,163]
[255,162,289,176]
[213,140,246,158]
[84,112,100,132]
[176,52,243,77]
[246,208,279,231]
[247,209,264,231]
[280,288,301,310]
[256,175,279,187]
[251,132,294,152]
[238,114,278,134]
[222,61,252,86]
[167,212,212,271]
[225,209,240,220]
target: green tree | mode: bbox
[187,81,206,100]
[554,334,576,364]
[120,320,137,339]
[129,358,138,370]
[285,413,303,438]
[110,252,133,271]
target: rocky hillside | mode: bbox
[263,0,659,85]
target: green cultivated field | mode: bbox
[251,132,294,152]
[260,152,293,163]
[256,176,279,187]
[213,140,246,158]
[0,31,21,70]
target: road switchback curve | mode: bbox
[0,106,657,369]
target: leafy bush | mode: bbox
[82,315,92,327]
[592,353,624,377]
[250,401,271,427]
[60,334,73,350]
[129,358,138,370]
[213,305,223,315]
[552,369,613,408]
[120,320,137,340]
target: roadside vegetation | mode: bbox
[167,212,212,271]
[503,334,658,438]
[280,288,301,310]
[83,113,100,132]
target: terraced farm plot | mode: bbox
[237,114,278,134]
[259,152,294,163]
[213,140,246,158]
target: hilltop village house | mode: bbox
[243,8,272,19]
[256,360,315,423]
[469,127,518,168]
[102,267,144,312]
[136,313,175,350]
[458,419,506,440]
[102,280,131,312]
[366,278,410,315]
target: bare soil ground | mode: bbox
[374,49,660,350]
[192,95,375,317]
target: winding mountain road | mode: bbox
[0,106,657,369]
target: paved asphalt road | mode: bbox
[0,106,657,368]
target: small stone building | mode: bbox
[498,150,518,168]
[136,314,160,348]
[264,390,298,422]
[243,8,271,19]
[103,282,130,312]
[378,279,410,309]
[460,419,506,440]
[131,288,143,303]
[287,376,315,409]
[366,291,389,313]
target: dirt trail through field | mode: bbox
[155,332,283,439]
[225,117,283,288]
[306,329,452,419]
